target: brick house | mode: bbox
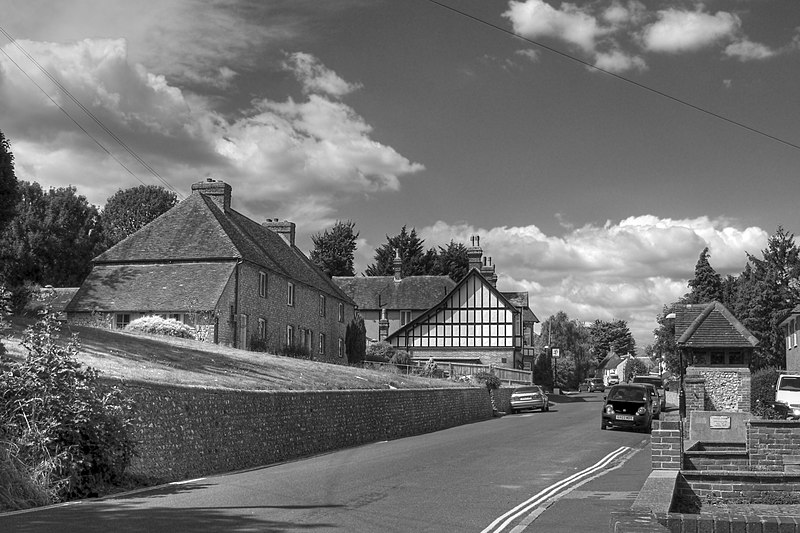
[779,305,800,372]
[65,179,356,363]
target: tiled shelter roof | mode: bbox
[675,301,759,348]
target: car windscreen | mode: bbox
[607,386,646,402]
[778,376,800,391]
[513,387,540,394]
[633,377,661,387]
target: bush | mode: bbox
[365,341,393,363]
[125,315,195,339]
[277,342,312,360]
[751,366,781,418]
[0,311,134,505]
[249,335,270,353]
[345,316,366,365]
[390,349,412,367]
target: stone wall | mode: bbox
[685,367,751,412]
[118,380,494,483]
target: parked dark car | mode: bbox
[510,385,549,413]
[631,375,666,411]
[639,383,661,420]
[601,384,653,433]
[578,378,605,393]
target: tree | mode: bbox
[684,247,722,304]
[365,226,436,276]
[345,315,367,365]
[652,306,678,375]
[0,130,19,234]
[431,241,469,282]
[535,312,593,387]
[589,319,636,363]
[624,358,649,381]
[310,220,358,277]
[0,182,103,290]
[100,185,177,246]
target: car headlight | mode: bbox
[792,408,800,418]
[636,407,648,416]
[605,405,614,414]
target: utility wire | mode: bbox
[425,0,800,153]
[0,44,149,187]
[0,26,184,198]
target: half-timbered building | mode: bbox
[385,268,536,368]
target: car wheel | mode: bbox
[601,421,607,430]
[510,408,516,414]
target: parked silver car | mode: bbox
[510,385,549,413]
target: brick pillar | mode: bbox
[684,374,706,412]
[378,308,389,342]
[651,419,682,470]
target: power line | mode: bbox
[0,44,149,187]
[424,0,800,153]
[0,26,184,198]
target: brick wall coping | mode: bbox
[748,419,800,428]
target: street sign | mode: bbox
[552,348,560,358]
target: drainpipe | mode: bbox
[234,259,242,348]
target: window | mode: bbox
[338,302,345,323]
[793,319,798,348]
[115,313,131,329]
[258,318,267,339]
[319,294,326,317]
[259,272,268,298]
[338,337,345,358]
[304,329,313,352]
[286,325,294,346]
[319,333,326,355]
[401,310,412,326]
[287,282,295,306]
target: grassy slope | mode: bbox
[2,318,466,391]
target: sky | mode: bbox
[2,0,799,351]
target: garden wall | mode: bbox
[115,380,495,483]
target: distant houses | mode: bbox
[335,236,538,369]
[65,179,356,363]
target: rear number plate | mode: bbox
[616,414,634,421]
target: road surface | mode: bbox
[1,392,650,532]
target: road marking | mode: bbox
[169,477,206,485]
[481,446,631,533]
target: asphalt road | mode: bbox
[1,392,651,533]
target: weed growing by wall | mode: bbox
[0,310,134,507]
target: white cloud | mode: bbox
[642,9,740,53]
[0,39,422,224]
[725,39,777,61]
[283,52,362,97]
[594,49,646,72]
[415,216,769,348]
[504,0,606,53]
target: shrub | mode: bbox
[345,316,366,365]
[249,335,270,353]
[126,315,195,339]
[365,341,393,363]
[0,310,134,505]
[751,366,781,417]
[390,349,412,367]
[277,342,312,360]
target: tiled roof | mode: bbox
[502,291,539,323]
[26,287,79,314]
[92,193,352,303]
[333,275,455,311]
[66,262,235,312]
[675,301,759,348]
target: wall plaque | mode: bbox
[709,415,731,429]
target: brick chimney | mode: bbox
[393,249,402,282]
[481,257,498,288]
[467,235,483,271]
[263,219,296,246]
[378,308,389,341]
[192,178,231,211]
